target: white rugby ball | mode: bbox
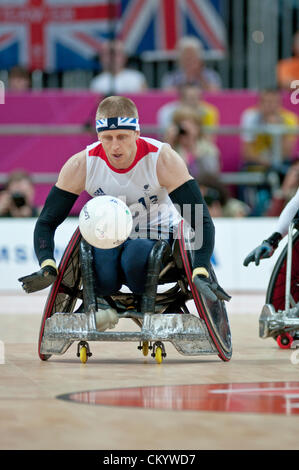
[79,196,133,249]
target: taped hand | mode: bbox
[192,268,231,303]
[18,260,58,293]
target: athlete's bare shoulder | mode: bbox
[157,143,192,193]
[56,149,86,195]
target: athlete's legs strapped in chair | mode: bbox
[80,238,172,313]
[91,238,162,297]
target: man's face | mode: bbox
[179,46,202,73]
[98,129,139,169]
[100,41,126,73]
[181,85,201,105]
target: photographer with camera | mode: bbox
[164,105,220,179]
[0,170,38,218]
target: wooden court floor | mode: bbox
[0,291,299,450]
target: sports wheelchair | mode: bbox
[39,221,232,363]
[259,219,299,349]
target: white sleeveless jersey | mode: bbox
[85,137,181,239]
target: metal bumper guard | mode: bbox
[259,303,299,339]
[40,311,218,357]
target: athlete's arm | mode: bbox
[275,186,299,237]
[157,145,230,303]
[56,150,86,195]
[157,144,214,269]
[35,150,86,263]
[157,144,214,270]
[244,186,299,267]
[157,144,192,192]
[18,151,86,293]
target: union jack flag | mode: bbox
[117,0,226,56]
[0,0,119,71]
[0,0,226,72]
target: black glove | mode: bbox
[192,271,231,303]
[18,262,57,293]
[243,232,282,267]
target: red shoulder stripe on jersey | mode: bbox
[88,138,159,173]
[88,142,104,158]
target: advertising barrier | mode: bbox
[0,217,286,292]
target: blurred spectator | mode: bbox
[0,170,38,217]
[8,66,31,91]
[197,174,250,218]
[90,40,147,95]
[265,159,299,216]
[161,36,222,92]
[277,31,299,90]
[165,105,220,178]
[240,88,298,176]
[157,82,219,138]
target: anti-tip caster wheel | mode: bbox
[137,341,149,357]
[276,332,293,349]
[80,346,88,364]
[151,341,167,364]
[155,346,163,364]
[142,341,149,356]
[77,341,92,363]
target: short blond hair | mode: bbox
[172,105,202,127]
[96,96,138,120]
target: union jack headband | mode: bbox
[96,117,140,132]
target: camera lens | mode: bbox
[178,125,187,135]
[11,192,26,208]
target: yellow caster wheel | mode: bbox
[152,342,166,364]
[142,341,149,357]
[155,346,163,364]
[137,341,150,356]
[77,341,92,363]
[80,346,88,364]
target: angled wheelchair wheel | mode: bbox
[266,230,299,312]
[178,221,232,362]
[265,230,299,346]
[38,227,82,361]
